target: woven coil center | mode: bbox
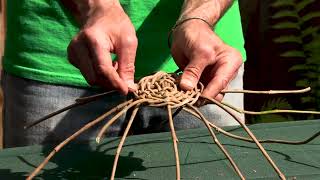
[133,71,203,108]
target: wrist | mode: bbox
[168,17,213,48]
[61,0,121,25]
[178,0,232,25]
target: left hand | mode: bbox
[171,19,243,101]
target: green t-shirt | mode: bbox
[3,0,246,87]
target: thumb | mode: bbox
[116,37,138,91]
[180,58,207,91]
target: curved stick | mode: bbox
[182,107,320,145]
[26,100,133,180]
[208,121,320,145]
[221,102,320,115]
[200,95,286,180]
[167,105,181,180]
[24,102,85,130]
[110,105,140,180]
[24,90,116,130]
[187,104,245,180]
[96,99,147,143]
[222,87,311,94]
[75,90,116,103]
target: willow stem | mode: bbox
[222,87,310,94]
[183,107,320,145]
[75,90,116,103]
[26,100,132,180]
[167,105,181,180]
[24,90,116,130]
[187,104,245,180]
[110,106,140,180]
[200,95,286,180]
[221,102,320,115]
[96,99,147,143]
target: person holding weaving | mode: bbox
[2,0,246,147]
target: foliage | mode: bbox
[251,0,320,123]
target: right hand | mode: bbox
[67,0,138,94]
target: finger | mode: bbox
[112,61,118,70]
[180,56,208,91]
[84,30,128,94]
[215,93,224,102]
[116,36,138,92]
[171,46,188,70]
[202,51,242,99]
[68,36,97,85]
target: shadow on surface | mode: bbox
[0,143,146,179]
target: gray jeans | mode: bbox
[2,66,244,148]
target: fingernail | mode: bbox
[126,80,138,92]
[180,79,194,90]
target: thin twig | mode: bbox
[75,90,116,103]
[96,99,147,143]
[222,87,311,94]
[200,95,286,180]
[221,102,320,115]
[110,105,140,180]
[167,105,181,180]
[24,90,116,129]
[182,107,320,145]
[26,99,133,180]
[187,104,245,180]
[24,102,85,130]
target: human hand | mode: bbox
[171,20,243,101]
[67,0,137,94]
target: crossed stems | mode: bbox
[26,87,320,180]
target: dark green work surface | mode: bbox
[0,120,319,180]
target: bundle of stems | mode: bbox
[25,72,320,180]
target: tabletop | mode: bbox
[0,120,319,180]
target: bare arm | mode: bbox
[179,0,232,25]
[171,0,242,101]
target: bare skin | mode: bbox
[172,0,243,101]
[63,0,137,94]
[63,0,243,101]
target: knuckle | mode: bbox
[95,64,108,76]
[219,76,229,90]
[119,63,135,74]
[122,35,138,48]
[82,29,93,38]
[227,46,243,63]
[197,45,214,59]
[184,66,202,80]
[82,29,99,46]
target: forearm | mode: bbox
[179,0,233,25]
[60,0,120,25]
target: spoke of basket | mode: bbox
[222,87,310,94]
[182,107,320,145]
[96,99,147,143]
[26,99,133,180]
[24,90,116,130]
[221,102,320,115]
[24,102,84,130]
[200,95,286,180]
[167,105,181,180]
[75,90,116,103]
[187,104,245,180]
[110,105,140,180]
[208,120,320,145]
